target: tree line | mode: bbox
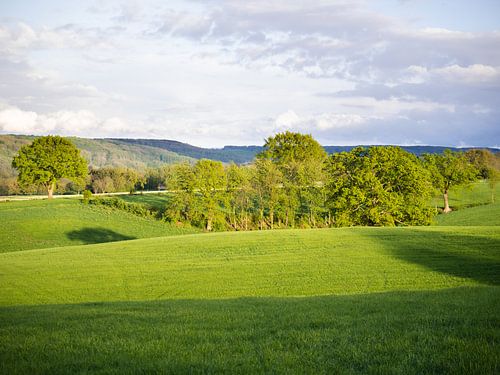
[9,133,500,229]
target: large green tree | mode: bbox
[424,150,479,213]
[326,146,435,226]
[259,131,328,226]
[12,136,88,199]
[194,159,227,231]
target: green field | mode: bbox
[0,199,199,253]
[115,193,174,212]
[0,197,499,373]
[436,202,500,226]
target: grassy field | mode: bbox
[0,196,499,373]
[0,199,199,253]
[1,226,499,305]
[1,224,499,373]
[1,287,497,374]
[436,202,500,226]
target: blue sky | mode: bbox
[0,0,498,147]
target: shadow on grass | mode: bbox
[66,227,136,245]
[0,287,498,374]
[363,229,500,286]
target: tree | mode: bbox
[252,158,283,229]
[12,136,88,199]
[194,159,227,231]
[326,147,435,226]
[259,131,328,227]
[424,150,479,213]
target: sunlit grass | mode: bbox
[0,199,199,253]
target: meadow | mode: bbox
[0,199,199,253]
[0,193,499,373]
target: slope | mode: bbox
[1,226,498,305]
[0,199,199,253]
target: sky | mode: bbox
[0,0,499,147]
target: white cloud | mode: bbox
[272,111,369,133]
[0,105,129,137]
[434,64,500,84]
[402,64,500,85]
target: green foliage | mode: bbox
[11,136,88,198]
[89,167,145,193]
[194,159,227,231]
[82,189,92,202]
[464,149,500,179]
[425,150,479,193]
[424,150,480,212]
[260,131,327,165]
[259,132,328,228]
[326,146,435,226]
[89,197,156,219]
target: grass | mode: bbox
[1,226,498,305]
[436,202,500,226]
[0,199,199,253]
[0,287,498,374]
[0,198,499,373]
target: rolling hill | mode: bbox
[0,135,194,178]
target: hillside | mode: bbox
[0,199,199,252]
[0,135,194,177]
[114,138,500,163]
[109,138,262,164]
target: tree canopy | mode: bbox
[325,146,435,226]
[12,136,88,198]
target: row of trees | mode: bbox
[161,137,494,230]
[10,134,499,229]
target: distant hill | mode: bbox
[109,138,261,164]
[0,135,194,177]
[113,138,499,164]
[1,135,498,178]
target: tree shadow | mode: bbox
[361,228,500,286]
[66,228,136,245]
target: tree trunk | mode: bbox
[270,208,274,230]
[47,183,55,199]
[206,217,212,231]
[443,190,452,213]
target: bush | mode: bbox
[88,197,154,219]
[82,190,93,203]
